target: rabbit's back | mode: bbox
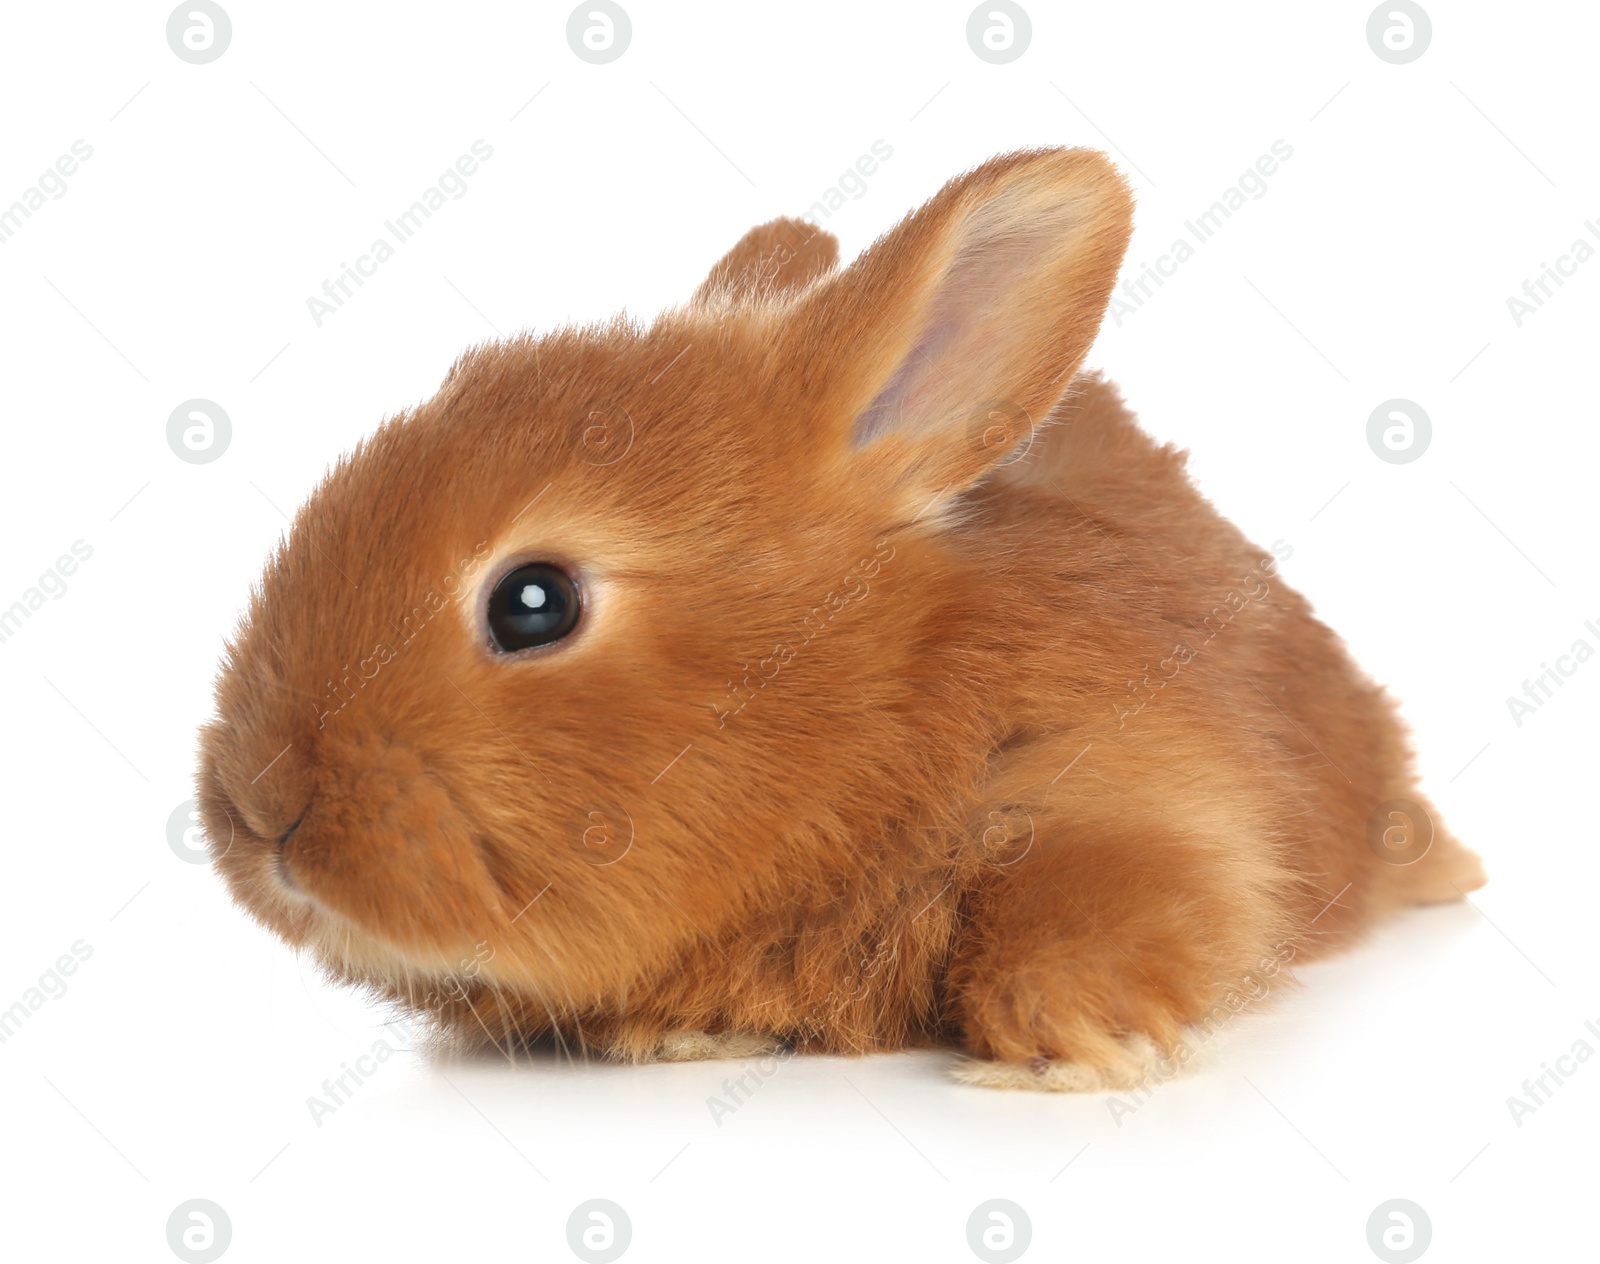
[966,373,1482,950]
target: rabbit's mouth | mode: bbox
[273,848,300,893]
[265,862,490,990]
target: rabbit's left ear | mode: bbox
[692,217,839,304]
[792,148,1133,517]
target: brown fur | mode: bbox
[198,148,1484,1089]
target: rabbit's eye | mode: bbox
[487,563,580,652]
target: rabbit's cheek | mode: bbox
[280,736,502,968]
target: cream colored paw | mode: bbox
[649,1031,786,1062]
[953,1032,1171,1092]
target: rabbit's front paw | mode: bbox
[953,1033,1171,1092]
[645,1030,787,1063]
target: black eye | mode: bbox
[487,563,580,652]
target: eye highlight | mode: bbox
[486,562,580,652]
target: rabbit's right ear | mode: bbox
[692,217,839,305]
[790,148,1133,521]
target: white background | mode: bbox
[1,2,1595,1261]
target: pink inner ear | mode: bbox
[850,313,966,446]
[846,223,1050,451]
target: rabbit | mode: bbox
[197,147,1486,1091]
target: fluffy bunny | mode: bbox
[198,148,1485,1091]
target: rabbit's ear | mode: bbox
[692,217,839,304]
[794,149,1133,517]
